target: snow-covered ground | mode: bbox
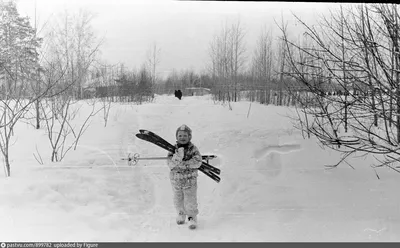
[0,94,399,242]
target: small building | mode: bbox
[184,87,211,96]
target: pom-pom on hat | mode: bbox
[176,124,192,139]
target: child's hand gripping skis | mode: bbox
[170,147,185,168]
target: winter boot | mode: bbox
[176,212,186,225]
[188,216,197,229]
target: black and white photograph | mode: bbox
[1,0,400,243]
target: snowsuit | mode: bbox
[167,142,202,218]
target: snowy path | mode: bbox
[127,96,307,241]
[0,95,399,241]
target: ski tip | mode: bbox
[139,129,150,135]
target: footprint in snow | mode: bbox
[254,143,302,159]
[254,152,283,178]
[253,143,302,179]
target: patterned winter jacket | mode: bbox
[167,142,202,180]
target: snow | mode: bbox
[1,94,400,242]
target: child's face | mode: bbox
[177,131,190,145]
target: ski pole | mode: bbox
[121,153,166,166]
[122,153,217,166]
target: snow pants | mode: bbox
[170,177,199,218]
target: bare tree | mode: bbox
[251,27,273,82]
[136,64,154,104]
[37,94,103,162]
[34,8,104,163]
[208,19,247,104]
[250,26,274,104]
[48,9,102,99]
[147,43,161,85]
[209,23,231,86]
[164,69,180,93]
[92,62,118,127]
[229,19,247,102]
[280,3,400,174]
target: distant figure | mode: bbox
[174,90,178,99]
[176,89,182,100]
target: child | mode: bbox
[167,124,202,229]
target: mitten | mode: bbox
[171,147,184,166]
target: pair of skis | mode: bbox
[135,129,221,183]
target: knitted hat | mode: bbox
[176,124,192,139]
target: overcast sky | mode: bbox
[15,0,343,78]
